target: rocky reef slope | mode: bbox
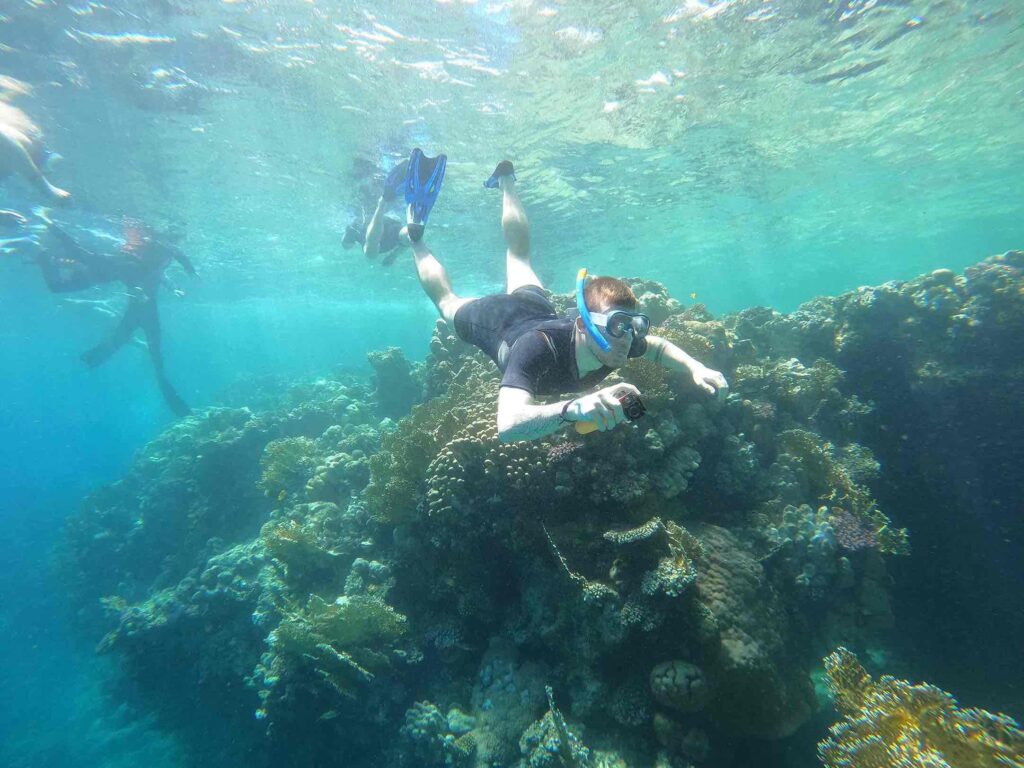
[57,252,1024,768]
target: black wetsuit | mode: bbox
[345,215,405,265]
[37,226,194,416]
[453,285,647,398]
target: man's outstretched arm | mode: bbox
[643,334,728,395]
[497,387,571,443]
[170,245,198,276]
[496,384,636,443]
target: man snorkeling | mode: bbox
[404,160,728,443]
[29,216,197,416]
[341,157,411,266]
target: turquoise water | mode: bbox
[1,1,1022,766]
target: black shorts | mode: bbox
[453,285,557,364]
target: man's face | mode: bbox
[583,303,638,368]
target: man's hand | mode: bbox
[691,365,728,396]
[566,383,641,432]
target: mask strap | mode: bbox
[576,268,611,352]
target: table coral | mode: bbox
[819,647,1024,768]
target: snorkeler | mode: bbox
[342,158,408,265]
[405,160,728,443]
[31,219,196,416]
[343,150,446,265]
[0,101,71,203]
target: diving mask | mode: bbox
[575,268,650,348]
[589,310,650,340]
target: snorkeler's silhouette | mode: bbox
[36,221,196,416]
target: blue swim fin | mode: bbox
[404,148,447,228]
[382,159,410,202]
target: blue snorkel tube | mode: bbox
[576,268,611,352]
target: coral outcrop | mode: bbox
[819,648,1024,767]
[55,252,1024,768]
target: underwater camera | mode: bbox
[618,391,646,421]
[575,391,646,434]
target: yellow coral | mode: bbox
[819,648,1024,768]
[259,437,318,497]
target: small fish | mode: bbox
[277,490,287,502]
[318,710,339,722]
[690,292,698,301]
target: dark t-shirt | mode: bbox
[453,287,648,398]
[350,215,404,253]
[500,317,647,397]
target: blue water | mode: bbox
[1,1,1022,765]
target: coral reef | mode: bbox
[649,661,708,713]
[819,648,1024,767]
[54,253,1024,768]
[368,346,422,419]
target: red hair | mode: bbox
[584,276,638,312]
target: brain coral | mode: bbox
[696,525,816,739]
[649,661,708,713]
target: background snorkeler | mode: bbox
[341,156,410,267]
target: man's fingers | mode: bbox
[604,394,626,424]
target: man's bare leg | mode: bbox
[407,233,473,326]
[499,173,542,293]
[361,196,387,258]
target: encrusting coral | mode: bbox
[819,647,1024,768]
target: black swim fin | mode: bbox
[484,160,515,189]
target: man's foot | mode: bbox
[406,223,425,243]
[404,203,426,243]
[484,160,515,189]
[46,182,71,204]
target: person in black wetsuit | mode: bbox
[404,161,729,443]
[33,219,196,416]
[342,213,405,266]
[341,158,410,267]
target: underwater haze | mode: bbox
[1,1,1022,767]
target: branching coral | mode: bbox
[819,647,1024,768]
[519,687,593,768]
[777,430,908,555]
[400,701,477,766]
[256,594,408,718]
[260,437,319,499]
[260,511,346,583]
